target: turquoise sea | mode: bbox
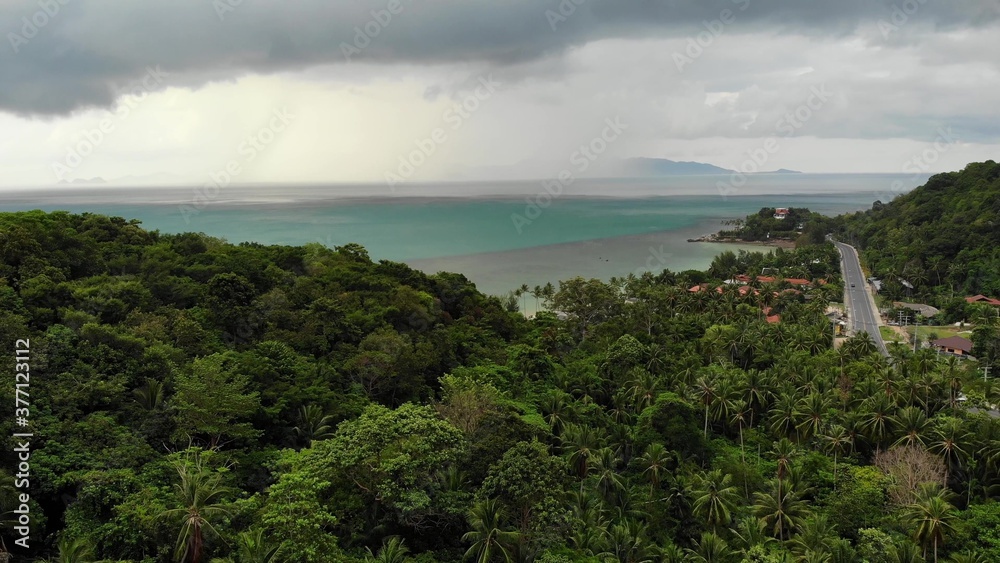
[0,174,925,305]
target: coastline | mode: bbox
[687,233,796,249]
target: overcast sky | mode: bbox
[1,0,999,187]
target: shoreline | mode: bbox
[687,234,796,249]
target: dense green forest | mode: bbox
[835,160,1000,305]
[1,208,999,562]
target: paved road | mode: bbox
[835,241,890,357]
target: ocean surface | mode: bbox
[0,174,925,308]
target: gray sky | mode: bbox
[2,0,999,186]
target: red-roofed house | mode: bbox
[931,336,974,357]
[766,314,781,324]
[756,276,777,284]
[785,278,812,286]
[966,295,1000,306]
[689,285,723,294]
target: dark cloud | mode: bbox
[2,0,999,116]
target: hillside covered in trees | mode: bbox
[835,160,1000,302]
[1,210,999,562]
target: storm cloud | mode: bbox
[3,0,999,116]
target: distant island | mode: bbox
[616,157,801,177]
[57,177,107,185]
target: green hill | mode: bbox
[836,160,1000,301]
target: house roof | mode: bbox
[785,278,812,286]
[893,302,941,317]
[931,336,974,354]
[766,314,781,324]
[966,295,1000,306]
[688,285,723,294]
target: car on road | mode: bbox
[850,283,855,288]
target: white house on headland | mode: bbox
[773,208,789,220]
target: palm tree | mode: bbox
[691,470,740,532]
[753,479,806,542]
[561,424,603,480]
[887,538,924,563]
[729,399,750,467]
[772,438,797,483]
[795,392,831,441]
[786,513,836,558]
[636,443,673,495]
[235,529,282,563]
[769,394,799,441]
[739,369,772,428]
[518,283,530,311]
[694,375,719,438]
[56,535,94,563]
[862,394,896,449]
[627,370,662,412]
[133,378,165,411]
[852,332,878,357]
[821,425,851,487]
[941,357,964,409]
[463,499,520,563]
[892,406,931,448]
[366,536,409,563]
[160,452,233,563]
[731,516,776,556]
[928,417,969,479]
[840,411,867,456]
[601,518,658,563]
[293,404,336,447]
[947,550,989,563]
[904,493,958,562]
[686,532,733,563]
[539,391,576,436]
[592,448,626,506]
[660,542,686,563]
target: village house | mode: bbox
[931,336,974,357]
[966,295,1000,307]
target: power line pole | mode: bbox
[982,365,992,383]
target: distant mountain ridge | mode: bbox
[616,158,800,176]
